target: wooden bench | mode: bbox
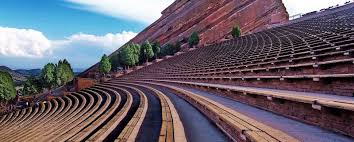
[142,81,299,142]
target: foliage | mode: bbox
[22,76,43,96]
[140,41,154,63]
[131,43,141,65]
[41,63,56,89]
[231,25,241,38]
[41,59,74,91]
[152,41,161,59]
[174,41,182,53]
[99,54,112,74]
[161,43,175,56]
[62,59,74,83]
[55,59,74,86]
[160,41,182,56]
[120,45,136,68]
[110,53,122,71]
[0,71,16,101]
[188,31,200,48]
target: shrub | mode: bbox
[188,31,200,48]
[231,25,241,38]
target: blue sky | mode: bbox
[0,0,349,69]
[0,0,146,39]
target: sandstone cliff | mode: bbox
[81,0,288,77]
[129,0,288,46]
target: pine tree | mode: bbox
[132,44,141,65]
[188,31,200,48]
[174,41,182,53]
[141,41,154,63]
[41,63,56,91]
[152,41,161,59]
[120,45,135,69]
[99,54,112,75]
[62,59,74,83]
[231,25,241,38]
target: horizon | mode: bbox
[0,0,349,70]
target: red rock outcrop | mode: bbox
[129,0,288,46]
[81,0,288,77]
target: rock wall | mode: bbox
[80,0,288,77]
[75,78,96,91]
[129,0,288,46]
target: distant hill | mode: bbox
[14,69,41,77]
[0,66,12,72]
[0,66,82,84]
[73,68,85,75]
[0,66,28,85]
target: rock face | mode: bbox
[80,0,288,77]
[129,0,288,46]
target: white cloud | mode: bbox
[64,0,174,23]
[0,26,137,59]
[54,31,137,49]
[283,0,349,16]
[0,27,51,58]
[65,0,350,22]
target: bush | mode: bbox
[174,41,182,53]
[161,44,174,56]
[231,25,241,38]
[188,32,200,48]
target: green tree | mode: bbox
[62,59,74,83]
[140,41,154,63]
[99,54,112,75]
[55,60,65,86]
[55,59,74,86]
[231,25,241,38]
[188,31,200,48]
[110,53,122,71]
[174,41,182,53]
[133,44,141,65]
[120,45,135,69]
[161,44,174,56]
[22,76,43,96]
[152,41,161,59]
[0,71,16,101]
[41,63,56,91]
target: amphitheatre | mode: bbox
[1,0,354,141]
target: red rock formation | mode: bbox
[129,0,288,46]
[80,0,288,76]
[75,78,96,91]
